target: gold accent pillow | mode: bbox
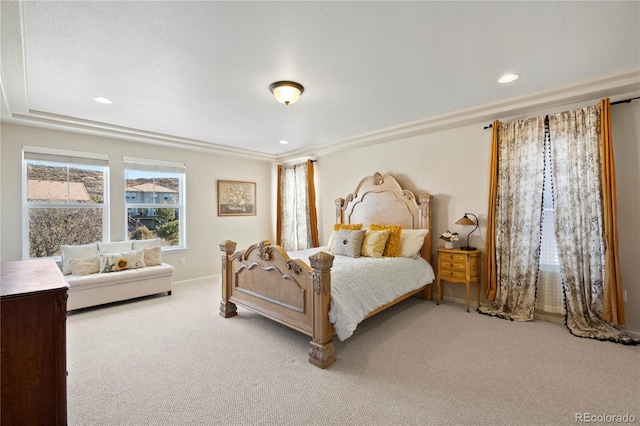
[361,229,390,258]
[369,224,402,257]
[333,223,363,231]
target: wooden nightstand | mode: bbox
[437,248,481,312]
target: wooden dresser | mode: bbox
[1,259,69,425]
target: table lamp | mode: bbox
[455,213,478,250]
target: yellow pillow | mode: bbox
[334,223,363,231]
[369,224,402,257]
[361,229,390,258]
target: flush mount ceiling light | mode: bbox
[269,81,304,105]
[498,73,519,84]
[93,96,112,104]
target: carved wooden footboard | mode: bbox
[219,240,337,368]
[219,172,433,369]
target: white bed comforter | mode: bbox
[288,246,435,341]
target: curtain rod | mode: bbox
[483,96,640,129]
[611,96,640,106]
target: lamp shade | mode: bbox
[269,81,304,105]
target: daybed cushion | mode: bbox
[98,241,133,253]
[132,238,161,249]
[60,243,99,275]
[66,263,175,290]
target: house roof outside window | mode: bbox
[27,180,91,202]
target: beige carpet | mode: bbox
[67,278,640,425]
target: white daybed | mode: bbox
[61,239,174,311]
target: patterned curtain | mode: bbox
[548,104,635,344]
[276,160,319,251]
[479,117,546,321]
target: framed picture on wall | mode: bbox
[217,180,256,216]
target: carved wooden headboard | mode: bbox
[334,172,432,263]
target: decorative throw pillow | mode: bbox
[68,254,100,276]
[369,224,402,257]
[329,224,363,252]
[400,229,429,258]
[60,243,99,275]
[360,229,390,258]
[100,249,146,273]
[98,241,133,253]
[332,229,366,258]
[143,246,163,266]
[132,238,162,250]
[333,223,363,231]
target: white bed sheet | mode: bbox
[288,246,435,341]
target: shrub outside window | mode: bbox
[23,147,108,258]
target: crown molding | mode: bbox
[5,110,278,162]
[4,68,638,164]
[277,68,639,161]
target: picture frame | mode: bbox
[217,180,256,216]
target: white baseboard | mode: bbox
[622,327,640,340]
[173,274,220,286]
[441,295,640,339]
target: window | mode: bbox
[124,157,186,249]
[23,146,109,259]
[536,124,564,314]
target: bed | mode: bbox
[219,172,434,368]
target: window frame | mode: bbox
[22,146,110,260]
[123,157,186,250]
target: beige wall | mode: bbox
[0,123,273,282]
[314,100,640,334]
[1,99,638,333]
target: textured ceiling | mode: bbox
[2,1,639,160]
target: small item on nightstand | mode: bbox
[439,230,459,250]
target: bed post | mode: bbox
[219,240,237,318]
[308,250,335,368]
[418,193,432,264]
[418,193,433,300]
[335,198,345,224]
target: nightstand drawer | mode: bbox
[439,269,466,279]
[439,253,466,262]
[438,261,466,271]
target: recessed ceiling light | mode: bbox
[498,73,519,84]
[279,140,289,145]
[93,97,112,104]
